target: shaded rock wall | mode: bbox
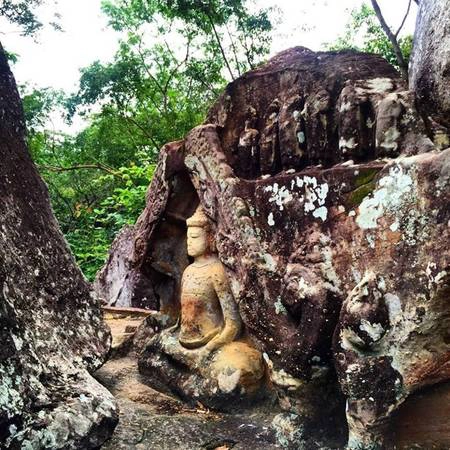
[96,48,449,449]
[394,381,450,449]
[0,46,118,448]
[410,0,450,133]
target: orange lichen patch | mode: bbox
[180,296,206,325]
[179,294,223,348]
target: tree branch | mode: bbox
[395,0,412,38]
[122,114,161,150]
[370,0,409,80]
[44,177,76,224]
[205,13,235,80]
[161,37,191,111]
[136,38,169,99]
[38,163,119,176]
[225,22,242,77]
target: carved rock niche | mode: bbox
[96,48,450,450]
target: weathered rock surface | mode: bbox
[101,307,450,450]
[0,46,118,448]
[97,47,449,449]
[95,226,139,308]
[96,356,280,450]
[410,0,450,136]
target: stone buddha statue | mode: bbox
[179,206,241,353]
[139,205,265,408]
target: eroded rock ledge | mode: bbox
[96,47,449,449]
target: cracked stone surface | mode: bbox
[0,45,118,448]
[96,47,449,449]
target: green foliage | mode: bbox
[326,3,413,69]
[22,86,64,132]
[20,84,152,278]
[23,0,274,280]
[100,0,274,79]
[65,157,155,280]
[0,0,43,35]
[4,49,19,63]
[68,40,209,156]
[0,0,62,36]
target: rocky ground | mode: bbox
[97,309,281,450]
[98,308,450,450]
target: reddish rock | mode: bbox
[96,47,449,449]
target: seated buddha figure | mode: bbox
[179,206,241,353]
[140,206,264,407]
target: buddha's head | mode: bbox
[186,206,214,258]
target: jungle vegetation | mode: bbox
[1,0,415,279]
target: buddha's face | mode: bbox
[187,226,209,257]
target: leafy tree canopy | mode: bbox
[1,0,43,34]
[101,0,273,79]
[23,0,275,279]
[0,0,61,36]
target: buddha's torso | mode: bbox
[179,261,223,349]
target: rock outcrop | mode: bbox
[410,0,450,136]
[97,47,449,449]
[0,46,118,448]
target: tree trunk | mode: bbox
[370,0,409,80]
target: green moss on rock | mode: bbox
[347,168,381,207]
[354,168,380,188]
[349,181,377,207]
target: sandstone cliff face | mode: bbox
[0,47,118,448]
[96,47,449,449]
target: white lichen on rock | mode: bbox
[265,176,329,222]
[265,183,293,211]
[359,319,385,342]
[274,296,288,315]
[356,165,413,229]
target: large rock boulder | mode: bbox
[96,47,449,449]
[410,0,450,133]
[97,48,432,311]
[0,47,118,448]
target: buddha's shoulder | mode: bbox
[209,259,226,272]
[209,260,229,283]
